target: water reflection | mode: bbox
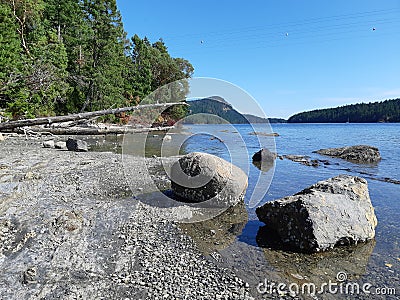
[252,160,275,173]
[179,201,248,255]
[257,225,375,287]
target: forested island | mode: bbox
[185,96,286,124]
[288,98,400,123]
[0,0,193,123]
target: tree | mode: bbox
[77,0,128,112]
[0,3,23,106]
[0,0,195,121]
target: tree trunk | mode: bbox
[13,125,174,135]
[0,102,187,131]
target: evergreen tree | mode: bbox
[0,3,23,107]
[79,0,128,112]
[0,0,194,120]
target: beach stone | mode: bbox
[256,175,377,252]
[171,152,248,207]
[42,140,54,148]
[163,135,172,141]
[252,148,277,162]
[55,141,67,149]
[0,133,5,141]
[66,138,88,152]
[314,145,381,163]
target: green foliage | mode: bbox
[288,98,400,123]
[0,0,194,120]
[0,3,22,87]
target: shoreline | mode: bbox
[0,135,253,299]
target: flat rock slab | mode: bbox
[314,145,381,163]
[0,137,253,299]
[256,175,377,252]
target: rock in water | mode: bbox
[171,152,248,207]
[314,145,381,163]
[256,175,377,252]
[66,138,88,152]
[252,148,277,162]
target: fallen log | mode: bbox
[11,126,174,135]
[0,102,187,131]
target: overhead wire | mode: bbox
[164,7,400,54]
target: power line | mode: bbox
[165,7,400,42]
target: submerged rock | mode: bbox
[170,152,248,207]
[66,138,88,152]
[249,131,279,137]
[256,175,377,252]
[314,145,381,163]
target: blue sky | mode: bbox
[116,0,400,118]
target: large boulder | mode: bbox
[170,152,248,207]
[314,145,381,163]
[256,175,377,252]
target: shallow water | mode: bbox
[90,123,399,299]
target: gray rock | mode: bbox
[171,152,248,207]
[66,138,88,152]
[314,145,381,163]
[55,141,67,149]
[22,267,37,284]
[42,140,54,148]
[252,148,277,162]
[282,155,321,167]
[256,175,377,252]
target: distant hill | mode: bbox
[288,98,400,123]
[185,97,286,124]
[243,114,286,124]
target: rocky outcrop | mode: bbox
[66,138,88,152]
[256,175,377,252]
[314,145,381,163]
[170,152,248,207]
[283,155,320,167]
[249,132,279,137]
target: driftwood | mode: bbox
[12,126,174,135]
[0,102,187,131]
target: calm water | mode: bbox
[92,123,399,298]
[181,123,400,299]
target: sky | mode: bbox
[116,0,400,118]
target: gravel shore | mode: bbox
[0,135,254,299]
